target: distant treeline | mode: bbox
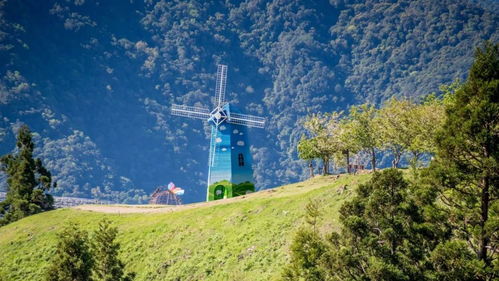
[298,91,448,175]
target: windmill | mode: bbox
[171,64,265,201]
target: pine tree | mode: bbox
[430,42,498,277]
[0,125,53,225]
[282,228,327,281]
[92,219,135,281]
[304,199,321,232]
[45,223,94,281]
[282,199,326,281]
[323,169,447,280]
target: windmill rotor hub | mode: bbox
[209,106,228,126]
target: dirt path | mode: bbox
[73,190,267,214]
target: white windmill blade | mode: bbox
[214,64,228,107]
[228,113,266,128]
[171,104,211,120]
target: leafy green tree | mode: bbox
[92,219,135,281]
[297,136,319,178]
[325,112,361,173]
[337,116,361,173]
[430,42,499,272]
[0,125,53,225]
[282,228,327,281]
[376,96,445,168]
[347,104,381,171]
[376,98,415,168]
[406,95,446,167]
[45,223,94,281]
[305,199,321,233]
[302,114,339,175]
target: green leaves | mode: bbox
[297,97,446,174]
[0,125,53,226]
[430,42,499,272]
[45,223,94,281]
[282,228,328,281]
[92,219,135,281]
[45,220,135,281]
[429,241,485,281]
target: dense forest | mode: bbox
[0,0,498,202]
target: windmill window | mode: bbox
[238,153,245,166]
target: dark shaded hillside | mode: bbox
[0,0,497,203]
[330,0,499,102]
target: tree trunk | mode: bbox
[308,162,314,178]
[346,149,351,174]
[392,152,401,168]
[371,148,376,172]
[411,151,420,168]
[478,174,490,264]
[322,157,329,175]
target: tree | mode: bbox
[297,136,319,178]
[430,42,499,271]
[45,223,94,281]
[337,117,361,173]
[347,104,381,171]
[324,169,447,280]
[406,94,446,167]
[282,228,327,281]
[376,96,445,168]
[282,199,326,281]
[283,169,453,281]
[302,114,339,175]
[305,199,321,233]
[92,219,135,281]
[0,125,53,225]
[376,98,415,168]
[428,240,485,281]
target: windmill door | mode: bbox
[214,185,225,200]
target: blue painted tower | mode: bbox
[171,65,265,201]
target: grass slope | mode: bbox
[0,173,370,281]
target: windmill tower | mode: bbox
[171,65,265,201]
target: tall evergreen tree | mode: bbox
[282,199,326,281]
[430,42,498,274]
[283,169,457,281]
[91,219,135,281]
[0,125,53,225]
[45,223,94,281]
[324,169,447,280]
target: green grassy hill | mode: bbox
[0,173,370,281]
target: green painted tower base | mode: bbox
[207,180,255,201]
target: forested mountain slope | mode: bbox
[0,0,497,202]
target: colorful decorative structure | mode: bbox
[149,182,184,205]
[171,64,265,201]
